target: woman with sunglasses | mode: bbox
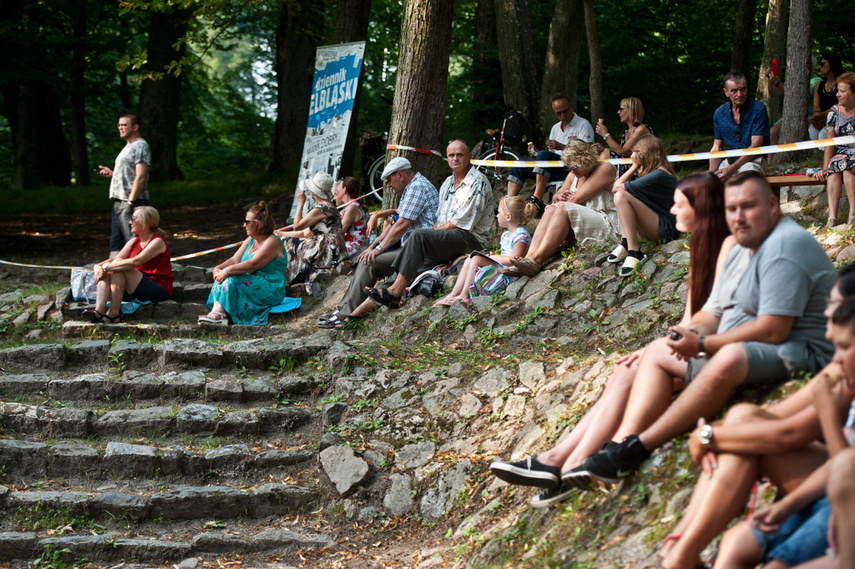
[200,200,289,325]
[595,96,652,179]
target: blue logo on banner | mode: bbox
[307,54,363,129]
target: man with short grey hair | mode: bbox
[318,156,438,327]
[709,72,770,182]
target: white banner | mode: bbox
[290,41,366,220]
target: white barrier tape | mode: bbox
[0,260,92,271]
[472,135,855,167]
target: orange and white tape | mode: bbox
[473,135,855,167]
[385,144,445,158]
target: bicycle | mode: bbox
[475,105,534,187]
[360,130,388,203]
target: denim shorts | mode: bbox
[751,497,830,566]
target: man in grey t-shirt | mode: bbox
[578,171,836,485]
[96,113,151,257]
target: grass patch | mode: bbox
[16,503,103,533]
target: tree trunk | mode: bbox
[775,0,812,163]
[15,82,72,188]
[69,0,90,186]
[334,0,372,178]
[756,0,788,121]
[269,0,322,176]
[473,0,502,128]
[493,0,540,126]
[730,0,759,78]
[383,0,455,210]
[138,6,191,182]
[582,0,603,125]
[539,0,584,136]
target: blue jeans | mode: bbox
[507,150,567,187]
[751,497,830,567]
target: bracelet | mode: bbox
[604,133,610,139]
[225,267,230,276]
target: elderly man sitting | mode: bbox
[364,139,495,311]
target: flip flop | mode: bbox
[509,257,542,277]
[619,254,647,278]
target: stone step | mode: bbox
[0,331,337,371]
[0,402,315,439]
[64,299,209,322]
[0,438,317,480]
[0,527,334,563]
[0,482,315,524]
[0,371,317,404]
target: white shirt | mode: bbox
[549,114,595,145]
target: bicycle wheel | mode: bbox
[476,147,523,187]
[365,155,386,203]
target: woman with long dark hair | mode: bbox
[491,173,735,508]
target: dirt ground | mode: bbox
[0,205,248,268]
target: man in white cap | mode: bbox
[318,156,439,327]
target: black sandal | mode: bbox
[334,315,363,330]
[365,286,403,309]
[99,312,121,324]
[81,308,103,323]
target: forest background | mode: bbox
[0,0,852,214]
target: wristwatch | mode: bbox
[374,243,383,252]
[697,424,714,445]
[697,336,708,359]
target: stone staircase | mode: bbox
[0,333,344,566]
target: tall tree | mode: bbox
[334,0,372,178]
[472,0,502,128]
[756,0,788,122]
[269,0,322,176]
[776,0,812,161]
[138,5,192,181]
[538,0,584,136]
[730,0,759,78]
[69,0,89,186]
[4,0,71,188]
[383,0,455,209]
[582,0,603,125]
[493,0,540,124]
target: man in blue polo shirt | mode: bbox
[709,72,771,182]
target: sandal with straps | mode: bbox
[81,308,104,323]
[99,312,121,324]
[828,217,839,227]
[365,286,403,309]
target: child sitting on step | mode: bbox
[434,196,536,306]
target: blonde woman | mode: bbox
[607,135,679,277]
[83,206,173,324]
[595,96,653,179]
[505,140,618,277]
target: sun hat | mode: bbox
[380,157,412,181]
[304,172,334,201]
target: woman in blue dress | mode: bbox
[200,201,290,325]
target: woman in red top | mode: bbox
[83,206,173,323]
